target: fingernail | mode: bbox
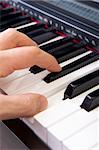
[54,64,62,72]
[48,63,62,72]
[57,65,62,72]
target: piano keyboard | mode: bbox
[0,1,99,150]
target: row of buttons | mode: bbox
[4,0,97,47]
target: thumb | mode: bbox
[0,93,48,120]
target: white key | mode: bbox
[15,22,37,30]
[21,89,65,128]
[0,70,49,93]
[21,117,35,128]
[0,68,30,87]
[68,85,99,107]
[63,121,99,150]
[32,85,99,125]
[8,59,99,97]
[1,51,94,95]
[47,108,99,150]
[47,85,99,109]
[23,85,98,140]
[39,36,64,47]
[32,101,80,143]
[23,85,99,144]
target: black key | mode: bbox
[80,89,99,111]
[0,15,31,29]
[30,40,74,74]
[26,28,47,38]
[29,41,74,74]
[26,27,55,39]
[32,32,58,44]
[0,11,22,21]
[30,40,87,74]
[63,70,99,99]
[0,7,13,15]
[40,36,72,51]
[58,47,87,63]
[48,42,74,55]
[0,5,2,10]
[29,66,45,74]
[30,48,87,74]
[44,52,99,83]
[47,41,79,55]
[0,15,30,26]
[11,19,31,28]
[48,42,87,58]
[0,19,31,32]
[29,38,70,74]
[0,3,3,7]
[18,23,45,34]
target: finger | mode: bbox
[0,28,37,50]
[0,93,48,120]
[0,46,61,77]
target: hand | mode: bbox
[0,28,61,120]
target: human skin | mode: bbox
[0,28,61,120]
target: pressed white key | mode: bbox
[0,68,30,87]
[39,36,64,47]
[2,51,94,95]
[9,60,99,97]
[48,108,99,150]
[15,22,37,30]
[63,121,99,150]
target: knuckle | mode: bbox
[31,46,41,56]
[25,93,42,103]
[6,28,17,35]
[23,93,36,109]
[0,67,14,77]
[24,93,33,106]
[23,93,36,115]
